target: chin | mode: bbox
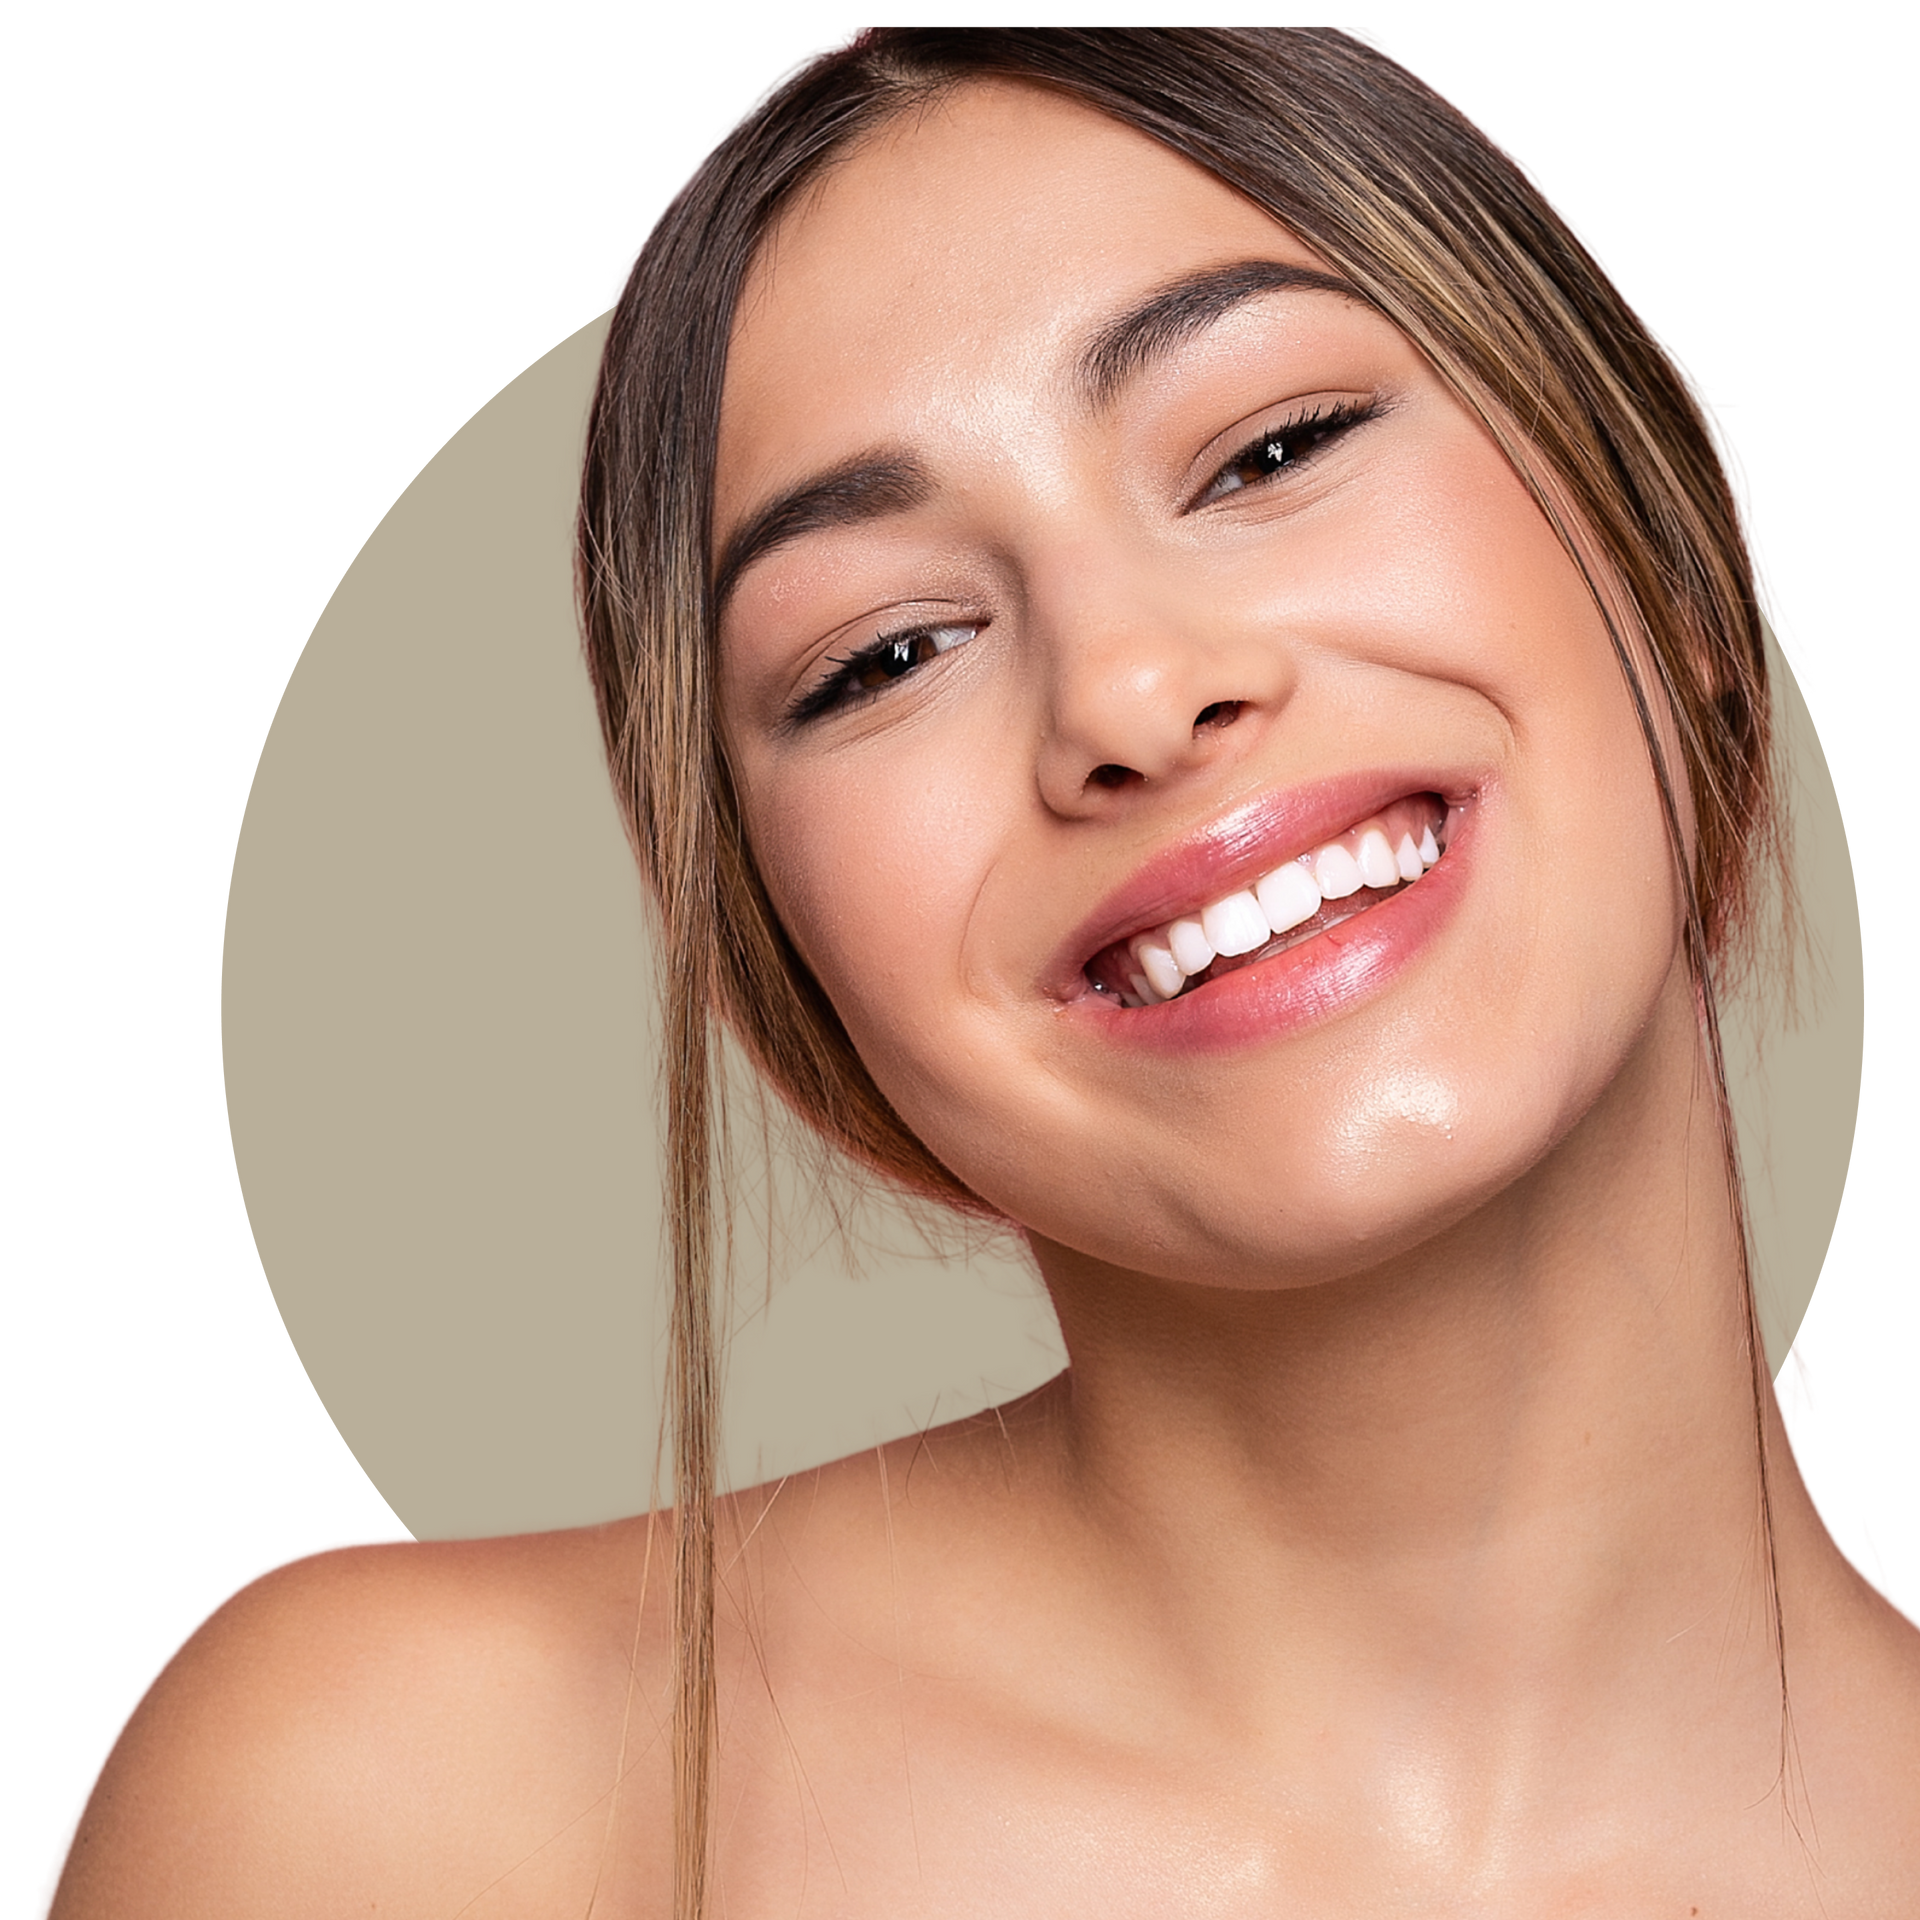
[1002,1020,1645,1294]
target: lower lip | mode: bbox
[1067,814,1473,1053]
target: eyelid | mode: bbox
[1183,391,1380,512]
[782,607,987,729]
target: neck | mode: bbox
[1021,963,1801,1762]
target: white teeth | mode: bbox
[1312,842,1365,899]
[1167,916,1215,977]
[1355,826,1399,890]
[1132,935,1185,1002]
[1112,805,1450,1004]
[1255,859,1321,934]
[1201,889,1270,958]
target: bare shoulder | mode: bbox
[53,1520,676,1919]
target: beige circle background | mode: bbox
[223,318,1864,1542]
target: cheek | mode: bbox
[742,730,1014,1058]
[1356,453,1681,955]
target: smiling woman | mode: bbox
[53,26,1919,1920]
[579,22,1904,1912]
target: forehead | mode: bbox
[715,80,1327,527]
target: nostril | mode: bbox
[1087,762,1137,790]
[1193,700,1243,732]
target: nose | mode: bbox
[1030,553,1296,817]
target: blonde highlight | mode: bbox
[576,32,1785,1914]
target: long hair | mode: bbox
[575,30,1780,1915]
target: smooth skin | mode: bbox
[56,80,1920,1919]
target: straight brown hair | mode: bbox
[576,30,1781,1915]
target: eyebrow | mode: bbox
[713,260,1363,609]
[712,452,932,613]
[1077,258,1365,408]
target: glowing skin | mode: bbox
[693,81,1920,1913]
[50,73,1920,1920]
[716,86,1677,1295]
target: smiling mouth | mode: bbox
[1085,794,1452,1009]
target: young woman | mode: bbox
[53,28,1920,1919]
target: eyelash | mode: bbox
[783,399,1378,726]
[1193,397,1378,506]
[786,618,985,727]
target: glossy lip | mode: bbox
[1086,827,1472,1050]
[1044,768,1476,999]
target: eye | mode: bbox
[786,618,984,726]
[1193,398,1377,507]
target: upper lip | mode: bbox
[1045,769,1470,999]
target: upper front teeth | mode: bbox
[1256,860,1320,936]
[1200,890,1269,958]
[1121,809,1446,1006]
[1313,842,1365,899]
[1355,827,1400,890]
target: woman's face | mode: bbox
[714,81,1685,1290]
